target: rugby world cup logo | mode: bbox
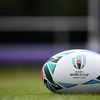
[72,55,86,70]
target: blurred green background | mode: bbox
[0,0,87,16]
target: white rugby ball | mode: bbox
[41,49,100,93]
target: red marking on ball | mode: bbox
[77,60,81,63]
[41,67,44,80]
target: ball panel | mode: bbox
[47,63,56,74]
[43,64,54,84]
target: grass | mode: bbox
[0,67,100,100]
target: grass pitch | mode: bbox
[0,67,100,100]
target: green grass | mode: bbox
[0,68,100,100]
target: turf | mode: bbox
[0,68,100,100]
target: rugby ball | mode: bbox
[41,49,100,93]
